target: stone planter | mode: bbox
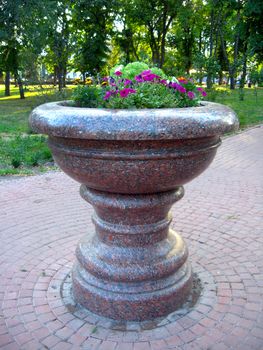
[30,101,238,321]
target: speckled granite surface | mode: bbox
[30,102,238,320]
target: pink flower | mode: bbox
[187,91,195,99]
[114,71,122,76]
[119,88,136,98]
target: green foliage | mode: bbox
[0,84,75,175]
[105,83,179,109]
[72,0,117,75]
[249,67,263,86]
[111,62,149,79]
[150,67,167,78]
[72,85,103,107]
[205,87,263,127]
[72,63,204,108]
[0,135,52,171]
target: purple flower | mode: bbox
[136,70,160,82]
[160,79,168,85]
[141,70,152,75]
[124,79,133,86]
[104,91,112,100]
[114,71,122,76]
[108,76,116,86]
[127,88,136,94]
[187,91,195,99]
[197,87,207,97]
[135,74,144,82]
[169,82,178,89]
[175,84,186,93]
[119,88,136,98]
[143,73,160,81]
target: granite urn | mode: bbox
[30,101,238,321]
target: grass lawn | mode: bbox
[206,86,263,127]
[0,84,72,175]
[0,84,262,176]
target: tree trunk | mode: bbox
[58,67,63,92]
[63,67,67,87]
[218,70,223,85]
[5,71,11,96]
[206,73,213,89]
[240,52,247,89]
[229,65,235,89]
[15,71,25,99]
[53,66,58,86]
[229,75,236,90]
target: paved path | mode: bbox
[0,126,262,350]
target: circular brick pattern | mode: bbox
[0,126,263,349]
[59,269,212,331]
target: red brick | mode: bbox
[32,327,50,340]
[133,342,151,350]
[52,341,72,350]
[55,326,75,340]
[98,340,118,350]
[68,332,86,346]
[14,332,34,345]
[0,342,20,350]
[0,127,263,349]
[166,335,184,347]
[115,343,133,350]
[41,334,61,347]
[0,334,13,346]
[150,339,168,350]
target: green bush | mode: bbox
[71,85,102,107]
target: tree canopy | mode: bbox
[0,0,262,97]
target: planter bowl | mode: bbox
[31,102,238,194]
[30,101,238,320]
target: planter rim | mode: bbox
[30,101,239,140]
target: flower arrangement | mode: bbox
[72,62,207,109]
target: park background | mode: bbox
[0,0,262,176]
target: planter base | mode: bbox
[72,185,193,321]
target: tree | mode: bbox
[0,0,49,98]
[72,0,116,79]
[41,0,73,91]
[125,0,183,68]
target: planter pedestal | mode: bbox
[30,101,238,321]
[72,186,192,321]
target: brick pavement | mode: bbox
[0,126,262,350]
